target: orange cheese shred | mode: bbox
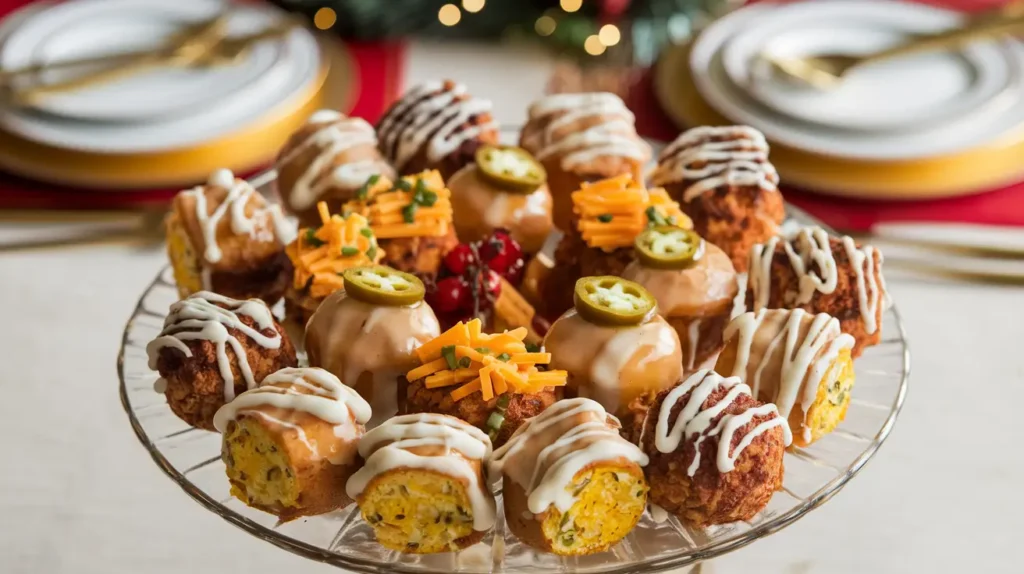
[286,202,382,301]
[571,175,690,252]
[407,318,563,402]
[343,170,453,239]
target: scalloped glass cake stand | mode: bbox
[118,174,909,573]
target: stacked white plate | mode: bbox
[0,0,321,154]
[691,0,1024,161]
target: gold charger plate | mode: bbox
[654,41,1024,200]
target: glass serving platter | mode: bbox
[118,161,909,574]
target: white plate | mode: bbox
[690,2,1024,160]
[0,4,321,153]
[721,1,1018,132]
[1,0,290,123]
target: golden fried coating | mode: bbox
[651,126,783,273]
[153,305,297,431]
[747,229,885,357]
[666,184,785,273]
[377,80,499,180]
[165,184,294,304]
[275,112,396,228]
[379,227,460,276]
[403,377,559,447]
[639,377,786,527]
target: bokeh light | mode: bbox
[534,15,557,36]
[598,24,621,46]
[584,34,606,56]
[462,0,486,13]
[313,7,337,30]
[439,4,462,26]
[560,0,583,13]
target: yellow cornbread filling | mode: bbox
[804,348,856,444]
[166,213,204,298]
[359,470,477,554]
[223,419,300,511]
[542,468,648,556]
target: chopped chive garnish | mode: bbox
[458,356,472,368]
[597,213,613,223]
[475,347,490,354]
[525,343,541,353]
[495,394,511,410]
[360,227,373,238]
[304,228,324,247]
[341,246,359,257]
[366,246,378,260]
[420,190,438,207]
[395,179,412,192]
[402,203,417,223]
[355,174,380,200]
[441,345,458,370]
[496,352,511,362]
[646,206,668,226]
[486,411,505,430]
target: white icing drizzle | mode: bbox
[183,169,294,263]
[654,370,791,476]
[277,113,381,211]
[346,413,496,531]
[724,310,855,441]
[748,227,883,334]
[377,80,498,171]
[213,368,371,462]
[589,321,680,413]
[146,292,282,402]
[685,319,702,371]
[527,92,649,171]
[490,398,648,515]
[651,125,779,202]
[841,236,883,335]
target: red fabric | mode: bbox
[0,1,405,210]
[630,0,1024,231]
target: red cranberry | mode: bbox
[442,244,477,276]
[480,230,525,284]
[429,276,469,314]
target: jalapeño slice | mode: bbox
[342,266,425,306]
[573,276,656,327]
[475,144,547,192]
[635,226,705,270]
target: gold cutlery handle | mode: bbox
[10,14,229,104]
[864,15,1024,65]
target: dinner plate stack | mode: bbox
[0,0,336,189]
[655,0,1024,200]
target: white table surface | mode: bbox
[2,40,1022,574]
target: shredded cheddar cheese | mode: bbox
[286,201,382,300]
[407,318,566,402]
[344,170,453,239]
[571,174,691,252]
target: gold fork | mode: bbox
[766,15,1024,89]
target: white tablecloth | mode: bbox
[2,41,1021,574]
